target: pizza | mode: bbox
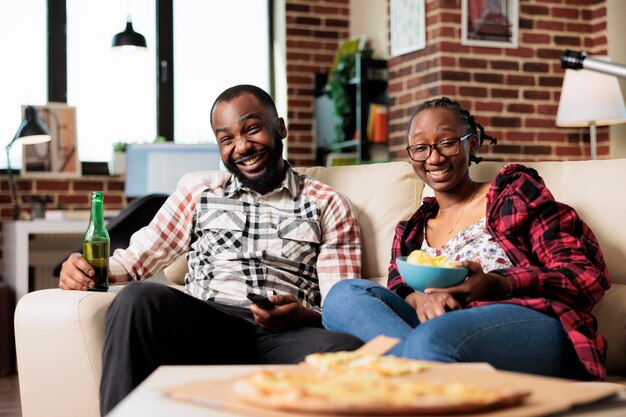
[304,350,425,376]
[232,351,530,415]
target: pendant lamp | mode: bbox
[112,15,147,51]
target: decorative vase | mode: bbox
[111,152,126,176]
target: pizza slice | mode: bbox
[304,351,425,376]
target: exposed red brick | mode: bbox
[286,28,312,37]
[526,118,557,128]
[36,181,70,191]
[554,36,581,46]
[459,58,487,69]
[296,16,321,26]
[504,48,535,58]
[492,144,522,154]
[73,181,105,192]
[491,117,522,128]
[313,30,341,39]
[537,21,564,31]
[523,90,551,100]
[475,102,503,112]
[523,63,550,73]
[507,132,535,142]
[58,195,89,205]
[313,6,340,14]
[552,7,580,19]
[523,145,552,155]
[459,86,488,97]
[492,88,519,99]
[522,5,550,15]
[539,76,563,87]
[474,73,504,84]
[325,19,349,28]
[522,33,550,44]
[506,75,535,86]
[507,103,534,113]
[441,71,471,81]
[286,3,309,12]
[491,61,519,71]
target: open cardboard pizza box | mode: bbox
[163,336,624,416]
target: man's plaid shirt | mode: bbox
[110,164,361,310]
[388,165,610,380]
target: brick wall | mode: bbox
[284,0,350,166]
[387,0,609,162]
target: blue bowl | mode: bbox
[395,257,468,292]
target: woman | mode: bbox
[322,97,610,380]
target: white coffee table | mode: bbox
[107,365,626,417]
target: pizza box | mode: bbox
[162,336,624,416]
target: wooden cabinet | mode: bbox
[315,55,388,165]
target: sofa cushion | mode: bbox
[164,162,423,285]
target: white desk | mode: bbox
[2,220,86,300]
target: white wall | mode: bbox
[608,0,626,158]
[349,0,388,58]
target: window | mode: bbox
[0,0,47,169]
[2,0,271,167]
[67,0,157,163]
[173,1,270,143]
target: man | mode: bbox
[59,85,363,415]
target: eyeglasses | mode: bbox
[405,132,473,162]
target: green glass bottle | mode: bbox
[83,191,110,292]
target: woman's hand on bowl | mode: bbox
[423,261,512,304]
[406,291,462,323]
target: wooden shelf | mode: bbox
[315,54,388,166]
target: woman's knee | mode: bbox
[403,318,458,362]
[324,279,379,304]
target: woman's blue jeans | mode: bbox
[322,279,586,379]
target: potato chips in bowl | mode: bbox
[396,250,468,292]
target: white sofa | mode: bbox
[14,160,626,417]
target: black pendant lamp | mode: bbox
[112,16,147,51]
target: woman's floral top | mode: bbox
[421,217,513,271]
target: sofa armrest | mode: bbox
[15,288,120,417]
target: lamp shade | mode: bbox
[556,58,626,128]
[112,17,147,51]
[14,106,52,145]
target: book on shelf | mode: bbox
[366,103,388,143]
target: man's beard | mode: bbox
[224,135,284,192]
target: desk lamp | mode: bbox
[556,56,626,160]
[6,106,52,219]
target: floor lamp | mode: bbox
[6,106,52,219]
[556,57,626,160]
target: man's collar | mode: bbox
[224,161,300,199]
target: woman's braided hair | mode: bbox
[407,97,497,165]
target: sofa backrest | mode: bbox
[163,161,423,284]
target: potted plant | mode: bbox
[112,141,127,176]
[328,48,373,142]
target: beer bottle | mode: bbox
[83,191,110,292]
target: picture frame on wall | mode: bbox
[21,103,81,177]
[390,0,426,57]
[461,0,519,49]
